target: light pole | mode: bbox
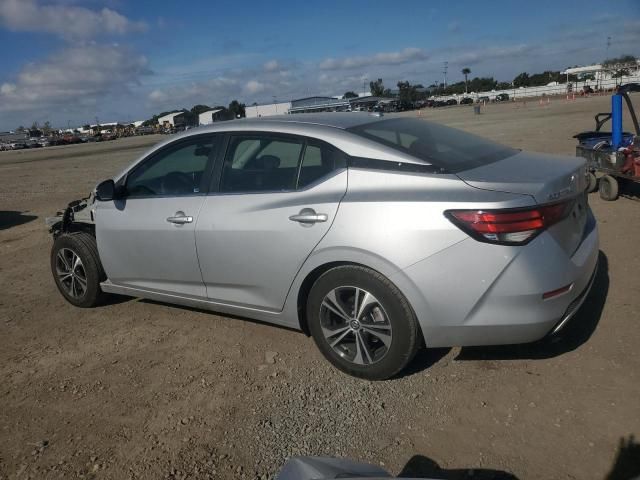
[273,96,278,113]
[443,61,448,89]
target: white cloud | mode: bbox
[146,77,241,109]
[0,45,150,114]
[450,45,535,67]
[263,60,281,72]
[0,0,147,40]
[244,80,266,95]
[319,47,428,70]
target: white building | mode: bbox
[157,112,185,127]
[245,102,291,118]
[198,109,225,125]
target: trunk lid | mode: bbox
[457,151,590,255]
[456,150,587,204]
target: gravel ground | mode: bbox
[1,95,639,480]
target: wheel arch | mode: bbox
[293,253,424,343]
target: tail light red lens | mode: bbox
[445,199,574,245]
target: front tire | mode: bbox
[51,232,107,307]
[307,265,420,380]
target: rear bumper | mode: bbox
[394,209,600,348]
[548,259,598,336]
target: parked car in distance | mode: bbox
[477,96,490,103]
[47,113,598,380]
[459,97,474,105]
[495,93,510,102]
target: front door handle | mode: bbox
[289,208,328,225]
[166,211,193,225]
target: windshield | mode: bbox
[348,118,518,173]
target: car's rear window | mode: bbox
[348,118,518,172]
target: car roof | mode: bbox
[229,112,386,130]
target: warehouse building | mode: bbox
[289,96,350,114]
[245,102,292,118]
[198,109,226,125]
[158,112,186,128]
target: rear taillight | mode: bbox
[445,199,574,245]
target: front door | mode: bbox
[96,134,219,298]
[196,134,348,311]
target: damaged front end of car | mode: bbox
[45,193,97,239]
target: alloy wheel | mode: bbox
[55,248,87,299]
[319,286,393,365]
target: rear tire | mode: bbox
[307,265,420,380]
[586,172,598,193]
[51,232,107,307]
[598,174,619,201]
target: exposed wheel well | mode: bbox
[51,220,95,239]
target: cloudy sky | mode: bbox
[0,0,639,130]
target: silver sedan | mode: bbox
[48,113,599,380]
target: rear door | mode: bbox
[96,134,220,297]
[195,134,347,311]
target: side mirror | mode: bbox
[95,179,116,201]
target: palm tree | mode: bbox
[462,68,471,93]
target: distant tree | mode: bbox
[343,91,358,99]
[397,81,418,106]
[513,72,530,87]
[190,104,211,116]
[462,68,471,93]
[369,78,386,97]
[42,121,52,133]
[496,82,512,90]
[16,125,26,132]
[31,121,39,130]
[228,99,246,118]
[612,68,630,78]
[528,70,561,86]
[603,55,636,66]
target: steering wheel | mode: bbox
[161,171,194,195]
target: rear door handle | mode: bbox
[289,208,328,225]
[166,211,193,225]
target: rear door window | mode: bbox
[220,136,304,192]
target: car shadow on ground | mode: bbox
[399,347,452,378]
[396,435,638,479]
[398,454,519,479]
[605,435,640,480]
[0,210,37,230]
[454,250,609,362]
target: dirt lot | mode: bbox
[1,95,639,480]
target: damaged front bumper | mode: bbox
[46,194,96,236]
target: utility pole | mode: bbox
[606,36,611,59]
[443,62,449,89]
